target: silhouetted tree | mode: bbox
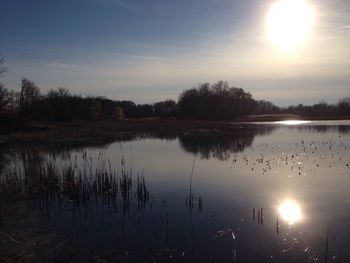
[7,90,20,112]
[90,100,102,120]
[339,97,350,105]
[177,81,255,120]
[20,78,40,116]
[47,87,70,99]
[252,100,280,115]
[0,56,9,113]
[338,97,350,116]
[0,84,9,113]
[154,99,176,118]
[136,104,154,117]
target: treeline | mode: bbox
[0,57,349,122]
[0,79,177,122]
[279,99,350,118]
[1,78,349,122]
[0,78,281,122]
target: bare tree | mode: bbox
[339,97,350,105]
[0,55,9,112]
[0,84,9,112]
[47,87,70,99]
[20,78,40,116]
[7,90,21,112]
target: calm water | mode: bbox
[1,120,350,262]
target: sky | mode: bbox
[0,0,349,106]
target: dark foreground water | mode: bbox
[1,120,350,262]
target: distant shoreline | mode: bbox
[1,117,350,145]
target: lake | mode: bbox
[1,120,350,262]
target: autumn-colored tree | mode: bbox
[114,106,124,119]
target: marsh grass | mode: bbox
[0,150,156,262]
[0,151,151,216]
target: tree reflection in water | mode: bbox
[179,126,275,160]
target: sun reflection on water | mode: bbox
[278,199,303,225]
[275,120,311,125]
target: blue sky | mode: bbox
[1,0,349,105]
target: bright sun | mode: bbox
[266,0,315,51]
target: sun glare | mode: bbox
[266,0,315,51]
[278,199,303,225]
[275,120,312,125]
